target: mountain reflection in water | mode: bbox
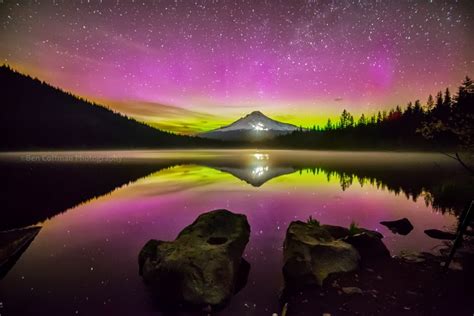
[1,150,470,231]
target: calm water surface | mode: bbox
[0,150,466,315]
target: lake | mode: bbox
[0,150,470,315]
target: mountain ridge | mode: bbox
[0,65,218,149]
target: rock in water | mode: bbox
[283,221,360,287]
[323,224,384,240]
[399,251,426,263]
[380,218,414,235]
[138,209,250,306]
[424,229,457,240]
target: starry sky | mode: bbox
[1,0,473,134]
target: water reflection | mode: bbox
[0,150,469,316]
[0,226,41,280]
[0,150,471,231]
[216,152,297,187]
[0,161,165,230]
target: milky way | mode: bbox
[1,0,473,133]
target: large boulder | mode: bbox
[283,221,360,287]
[343,232,391,264]
[138,209,250,307]
[321,224,389,264]
[321,224,351,239]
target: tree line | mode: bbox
[273,76,473,151]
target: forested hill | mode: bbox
[0,65,216,150]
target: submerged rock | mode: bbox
[442,260,463,271]
[380,218,414,235]
[283,221,360,287]
[138,209,250,307]
[341,286,363,295]
[424,229,457,240]
[398,251,426,263]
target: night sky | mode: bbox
[1,0,473,133]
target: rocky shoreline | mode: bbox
[138,210,474,315]
[280,249,474,315]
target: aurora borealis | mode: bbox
[1,0,473,134]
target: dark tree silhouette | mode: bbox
[0,65,221,150]
[426,94,434,112]
[419,76,474,175]
[271,75,472,152]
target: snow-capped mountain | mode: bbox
[199,111,299,141]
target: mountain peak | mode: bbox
[199,110,298,141]
[248,110,265,116]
